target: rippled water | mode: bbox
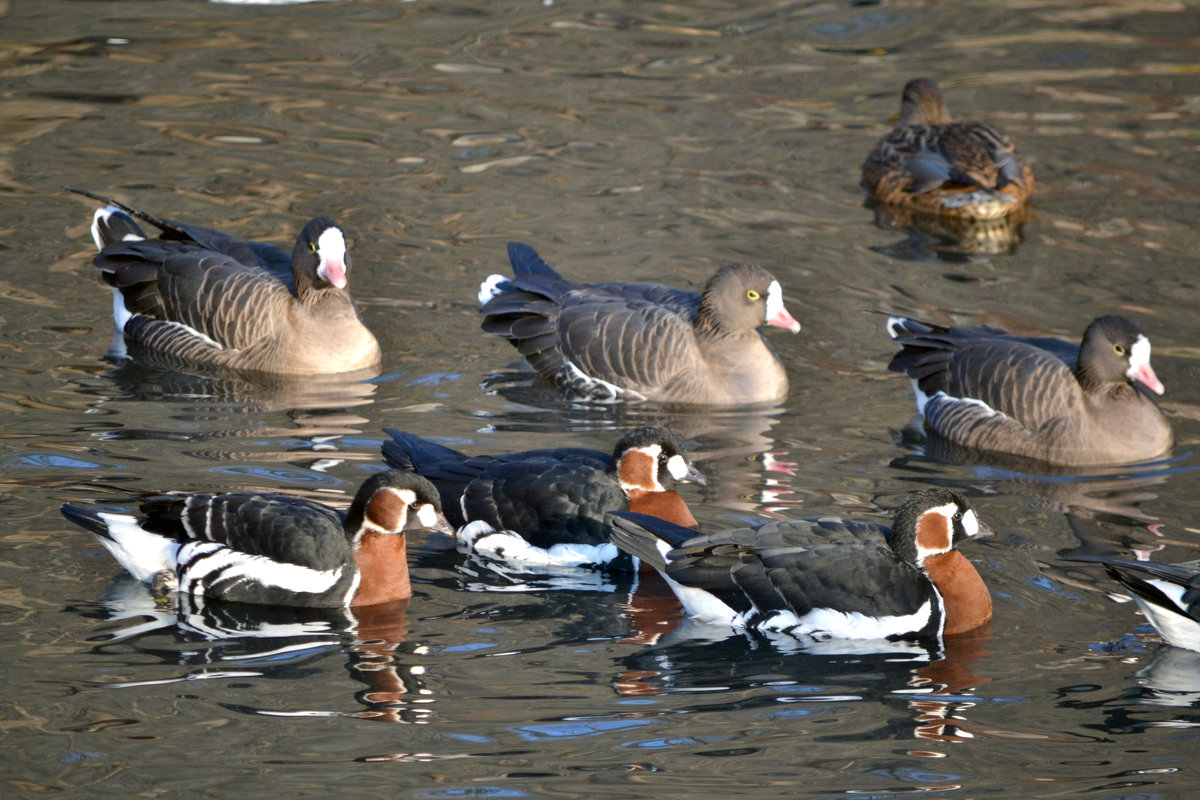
[4,0,1200,796]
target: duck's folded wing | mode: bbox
[557,299,697,392]
[462,460,623,547]
[139,493,347,570]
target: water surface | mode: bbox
[4,1,1200,797]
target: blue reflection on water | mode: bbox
[514,718,652,741]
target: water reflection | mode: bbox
[868,199,1031,260]
[615,623,992,746]
[75,574,429,723]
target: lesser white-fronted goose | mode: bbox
[479,242,800,406]
[1066,554,1200,652]
[61,471,453,608]
[886,315,1173,466]
[862,78,1034,220]
[70,188,380,376]
[381,426,704,570]
[609,487,993,644]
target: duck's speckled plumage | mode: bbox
[479,242,800,406]
[71,188,380,376]
[862,78,1034,220]
[887,315,1172,466]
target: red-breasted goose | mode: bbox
[608,487,993,644]
[886,315,1173,466]
[479,243,801,406]
[381,426,704,570]
[862,78,1034,220]
[60,471,453,608]
[70,188,380,376]
[1066,555,1200,652]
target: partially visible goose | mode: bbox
[608,487,993,643]
[61,471,453,608]
[69,188,380,376]
[862,78,1034,220]
[381,426,704,570]
[479,242,801,406]
[886,315,1172,466]
[1066,555,1200,653]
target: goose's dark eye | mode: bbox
[1114,343,1125,355]
[746,289,760,301]
[953,509,963,521]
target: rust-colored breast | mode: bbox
[923,550,992,636]
[351,532,412,607]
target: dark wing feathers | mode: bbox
[100,242,293,358]
[612,513,933,622]
[381,429,614,537]
[482,244,704,398]
[890,321,1082,431]
[555,299,697,395]
[464,460,623,548]
[139,493,348,571]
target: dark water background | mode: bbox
[4,0,1200,796]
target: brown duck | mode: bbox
[862,78,1034,220]
[886,315,1173,467]
[479,242,801,407]
[72,189,380,376]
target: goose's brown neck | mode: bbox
[350,532,412,607]
[923,550,991,636]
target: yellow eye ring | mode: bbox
[309,242,318,253]
[1114,344,1125,355]
[746,289,760,301]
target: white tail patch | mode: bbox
[478,274,508,305]
[93,512,181,584]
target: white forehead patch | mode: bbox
[765,280,784,320]
[961,508,979,537]
[317,226,346,260]
[1128,334,1152,371]
[667,454,690,481]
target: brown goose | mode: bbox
[479,243,801,406]
[862,78,1034,220]
[886,315,1173,466]
[73,189,380,376]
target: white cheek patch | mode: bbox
[667,454,690,481]
[765,280,784,321]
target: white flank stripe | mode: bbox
[94,513,181,583]
[464,527,621,568]
[160,320,225,350]
[753,600,936,641]
[179,541,344,595]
